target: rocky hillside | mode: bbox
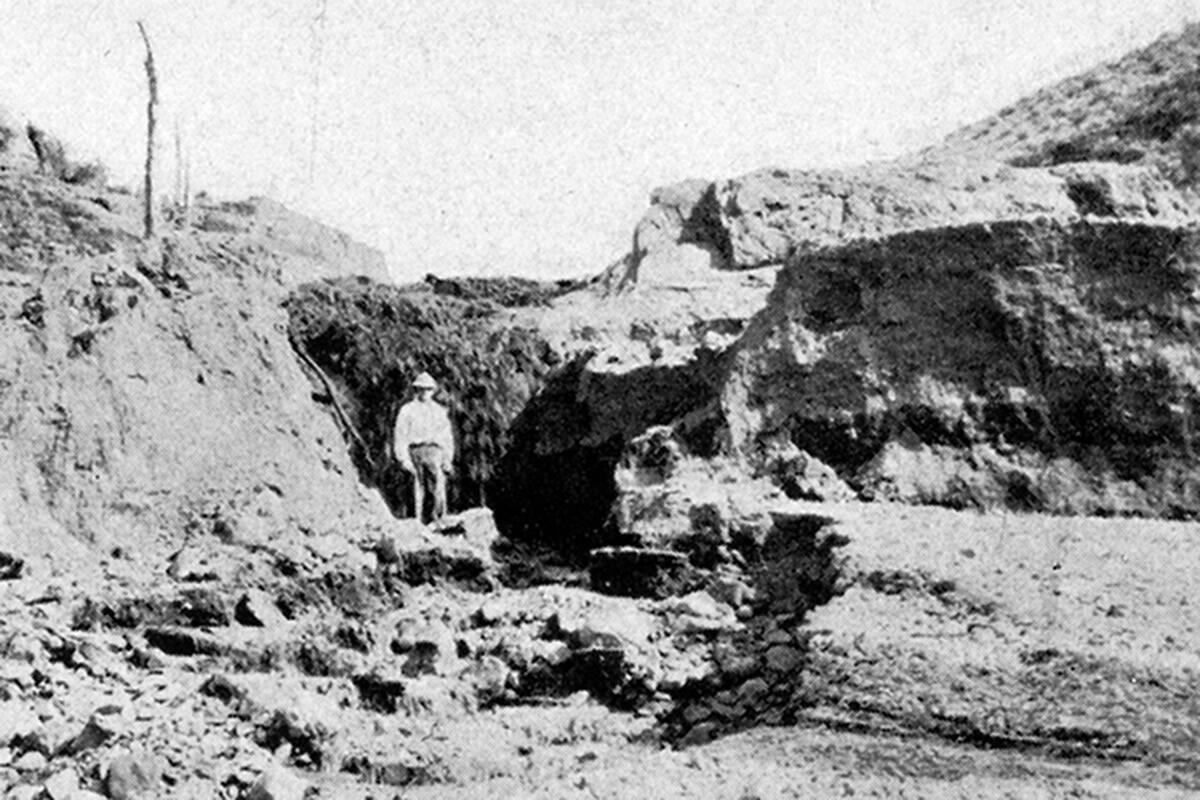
[0,111,393,571]
[934,22,1200,181]
[519,23,1200,532]
[717,169,1200,517]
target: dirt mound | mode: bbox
[0,167,392,572]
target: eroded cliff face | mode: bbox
[0,165,392,565]
[579,24,1200,526]
[720,196,1200,516]
[285,277,563,518]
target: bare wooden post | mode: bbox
[136,21,158,239]
[173,118,182,210]
[183,149,191,217]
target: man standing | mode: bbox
[393,372,455,523]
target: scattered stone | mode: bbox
[435,507,501,553]
[379,523,496,588]
[548,605,664,703]
[462,655,511,705]
[58,707,124,755]
[234,591,287,628]
[341,754,437,787]
[0,702,42,745]
[620,426,683,481]
[352,671,408,714]
[665,591,739,635]
[253,711,331,769]
[245,763,308,800]
[6,785,40,800]
[143,627,229,657]
[762,441,856,503]
[668,590,727,619]
[395,622,460,677]
[678,721,719,747]
[395,676,463,716]
[40,768,77,800]
[764,644,803,673]
[373,519,435,565]
[166,544,239,583]
[706,575,756,609]
[198,674,249,709]
[552,606,656,651]
[736,677,770,706]
[471,597,510,627]
[13,751,45,772]
[103,750,163,800]
[0,552,23,581]
[530,639,571,666]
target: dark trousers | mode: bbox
[409,443,446,523]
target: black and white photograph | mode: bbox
[3,1,1200,797]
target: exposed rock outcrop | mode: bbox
[719,204,1200,516]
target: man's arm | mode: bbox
[438,407,455,472]
[394,404,415,472]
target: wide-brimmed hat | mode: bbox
[412,372,437,389]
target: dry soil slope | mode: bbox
[933,21,1200,181]
[0,142,393,572]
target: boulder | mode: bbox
[103,751,163,800]
[39,768,77,800]
[432,507,500,554]
[461,655,512,705]
[234,591,287,628]
[57,707,125,755]
[662,590,739,635]
[12,751,45,772]
[394,621,460,678]
[376,518,495,587]
[0,702,41,746]
[0,552,22,581]
[244,764,308,800]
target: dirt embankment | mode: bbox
[0,164,392,570]
[719,209,1200,518]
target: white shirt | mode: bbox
[393,398,455,463]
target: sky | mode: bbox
[2,1,1200,282]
